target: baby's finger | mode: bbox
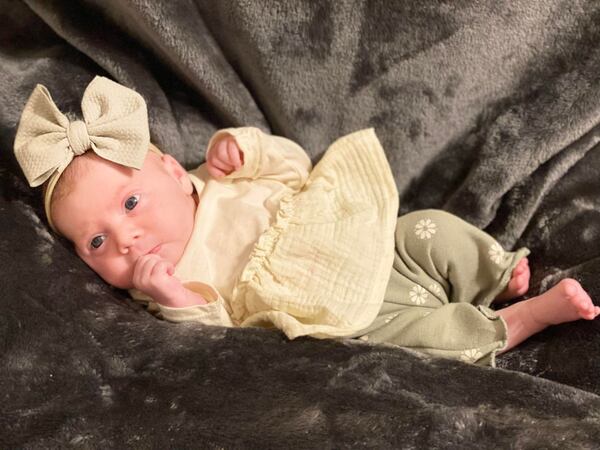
[210,156,234,174]
[134,254,157,275]
[143,255,164,282]
[133,254,160,285]
[151,260,175,278]
[207,163,226,179]
[227,139,242,169]
[216,139,231,160]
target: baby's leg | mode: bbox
[393,209,530,308]
[496,278,600,354]
[348,209,531,367]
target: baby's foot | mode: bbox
[528,278,600,326]
[493,257,530,303]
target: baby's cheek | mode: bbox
[85,256,134,290]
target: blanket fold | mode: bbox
[2,0,600,447]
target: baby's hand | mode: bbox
[206,135,244,178]
[132,254,191,307]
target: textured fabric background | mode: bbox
[2,0,600,447]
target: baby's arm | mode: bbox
[132,254,207,308]
[204,127,312,191]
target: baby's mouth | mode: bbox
[148,244,162,255]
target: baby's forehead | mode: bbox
[78,151,158,180]
[59,148,167,202]
[51,151,163,238]
[59,152,152,199]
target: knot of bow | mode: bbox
[13,76,150,187]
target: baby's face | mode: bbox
[52,151,197,289]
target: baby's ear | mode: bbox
[160,154,194,195]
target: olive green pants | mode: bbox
[345,209,530,367]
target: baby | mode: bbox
[14,76,599,367]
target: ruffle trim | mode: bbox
[230,192,296,320]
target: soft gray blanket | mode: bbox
[2,0,600,447]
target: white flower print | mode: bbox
[460,348,483,363]
[428,283,442,297]
[415,218,437,240]
[489,242,505,265]
[409,285,429,305]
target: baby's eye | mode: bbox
[125,195,139,211]
[90,235,105,249]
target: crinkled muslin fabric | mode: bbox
[131,127,528,367]
[130,127,400,339]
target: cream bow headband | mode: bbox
[13,75,155,233]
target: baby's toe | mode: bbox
[514,258,530,275]
[515,274,529,295]
[520,257,529,266]
[582,294,597,317]
[583,304,597,320]
[569,286,596,318]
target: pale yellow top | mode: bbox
[130,127,399,339]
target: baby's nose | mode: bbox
[116,227,142,254]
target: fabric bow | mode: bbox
[14,75,150,187]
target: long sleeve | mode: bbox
[205,127,312,191]
[131,128,399,339]
[128,281,235,327]
[128,127,314,327]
